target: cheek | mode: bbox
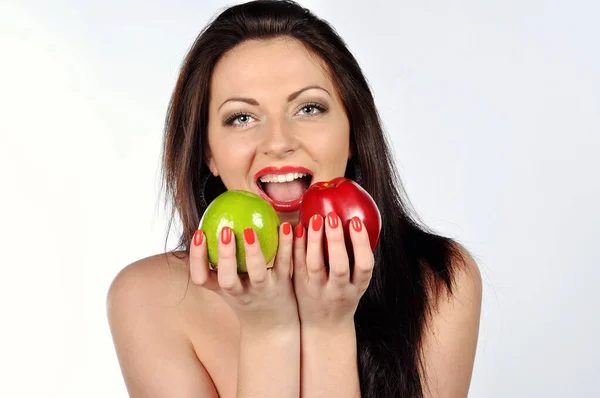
[212,137,257,177]
[309,130,350,168]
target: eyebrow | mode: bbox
[218,85,330,111]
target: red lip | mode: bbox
[253,166,313,213]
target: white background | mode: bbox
[1,0,598,396]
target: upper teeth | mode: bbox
[259,172,309,183]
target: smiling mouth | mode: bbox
[257,172,313,203]
[253,166,315,212]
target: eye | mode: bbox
[223,112,255,127]
[297,102,328,117]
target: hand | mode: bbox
[190,222,299,332]
[292,213,375,330]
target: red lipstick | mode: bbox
[253,166,313,212]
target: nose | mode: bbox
[259,118,299,159]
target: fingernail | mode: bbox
[221,226,232,244]
[282,222,291,236]
[193,230,203,246]
[311,214,323,231]
[295,224,304,238]
[243,228,255,245]
[351,216,363,232]
[327,212,338,229]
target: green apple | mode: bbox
[199,190,280,273]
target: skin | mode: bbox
[205,37,351,226]
[107,36,481,398]
[199,37,372,397]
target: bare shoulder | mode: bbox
[448,242,482,301]
[106,251,219,397]
[420,242,483,398]
[107,251,194,311]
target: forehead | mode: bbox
[210,38,334,99]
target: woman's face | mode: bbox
[206,37,351,225]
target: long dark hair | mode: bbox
[160,1,467,396]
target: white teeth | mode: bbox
[259,172,309,183]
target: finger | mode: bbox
[325,212,350,287]
[273,222,293,280]
[217,226,244,296]
[242,228,269,289]
[292,223,307,283]
[349,217,375,291]
[189,229,220,291]
[306,214,327,285]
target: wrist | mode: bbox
[240,320,300,340]
[301,320,356,336]
[301,322,357,347]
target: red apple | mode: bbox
[298,177,382,267]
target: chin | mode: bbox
[277,211,299,226]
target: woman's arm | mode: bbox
[299,323,361,398]
[188,224,302,397]
[292,215,371,398]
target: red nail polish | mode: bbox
[312,214,323,231]
[244,228,255,245]
[295,224,304,238]
[193,230,203,246]
[351,217,363,232]
[282,222,291,236]
[327,212,338,229]
[221,226,232,244]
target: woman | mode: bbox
[107,1,482,397]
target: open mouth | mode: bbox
[254,167,314,212]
